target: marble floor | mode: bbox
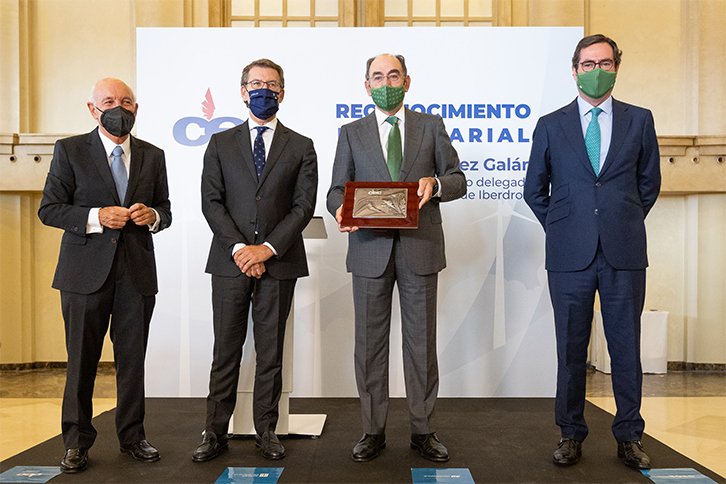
[1,368,724,478]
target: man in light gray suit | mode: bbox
[327,53,466,463]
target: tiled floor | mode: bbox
[1,368,724,478]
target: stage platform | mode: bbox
[1,398,723,483]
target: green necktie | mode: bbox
[385,116,402,182]
[585,107,603,175]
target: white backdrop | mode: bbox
[136,27,583,398]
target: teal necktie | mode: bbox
[385,116,402,182]
[585,107,603,175]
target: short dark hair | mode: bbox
[365,54,407,80]
[572,34,622,70]
[240,58,285,88]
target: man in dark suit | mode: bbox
[38,78,172,473]
[193,59,317,462]
[327,54,466,463]
[524,34,661,469]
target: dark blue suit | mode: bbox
[524,98,660,442]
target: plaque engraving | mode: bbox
[340,182,419,229]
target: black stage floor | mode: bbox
[1,398,723,484]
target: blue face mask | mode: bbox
[247,88,280,120]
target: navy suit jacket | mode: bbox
[201,120,318,280]
[326,108,466,278]
[523,98,661,272]
[38,128,172,296]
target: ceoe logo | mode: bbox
[172,88,243,146]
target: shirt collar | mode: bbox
[97,129,131,159]
[374,106,405,127]
[577,95,613,117]
[249,116,278,132]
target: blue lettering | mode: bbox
[448,104,465,118]
[450,128,464,143]
[336,104,349,118]
[497,128,514,143]
[515,104,531,119]
[474,104,486,118]
[487,105,501,118]
[172,116,243,146]
[427,104,441,116]
[351,104,363,118]
[469,128,482,142]
[364,104,376,116]
[518,128,530,142]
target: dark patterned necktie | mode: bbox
[253,126,269,179]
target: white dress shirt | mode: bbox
[86,132,161,234]
[231,116,279,257]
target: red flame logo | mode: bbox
[202,88,215,120]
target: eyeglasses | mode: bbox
[579,60,615,72]
[246,80,282,91]
[367,73,402,86]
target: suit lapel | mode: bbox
[598,99,631,178]
[234,120,259,181]
[356,113,391,181]
[560,99,593,175]
[126,136,143,206]
[400,108,422,181]
[87,128,122,205]
[258,121,290,187]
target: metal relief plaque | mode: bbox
[341,182,419,229]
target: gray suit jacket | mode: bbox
[202,120,318,280]
[327,108,466,278]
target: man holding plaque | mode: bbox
[327,53,466,462]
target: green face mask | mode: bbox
[369,84,406,112]
[576,68,617,99]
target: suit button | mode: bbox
[256,196,261,201]
[596,182,601,187]
[111,238,117,244]
[594,209,599,215]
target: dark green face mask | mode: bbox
[576,68,617,99]
[370,84,406,112]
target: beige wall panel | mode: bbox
[589,0,685,135]
[0,194,26,363]
[698,0,726,136]
[527,0,583,26]
[695,194,726,364]
[644,196,685,362]
[0,1,20,133]
[32,0,136,135]
[136,0,185,27]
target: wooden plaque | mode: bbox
[340,181,419,229]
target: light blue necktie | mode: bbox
[111,145,127,203]
[585,107,603,175]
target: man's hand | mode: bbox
[243,261,266,279]
[129,203,157,226]
[234,245,274,275]
[335,205,359,233]
[99,206,131,229]
[417,177,437,209]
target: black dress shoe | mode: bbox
[192,430,228,462]
[618,440,651,469]
[256,430,285,460]
[352,434,386,462]
[410,433,449,462]
[60,448,88,473]
[120,439,160,462]
[553,438,582,465]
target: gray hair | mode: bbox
[365,54,408,80]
